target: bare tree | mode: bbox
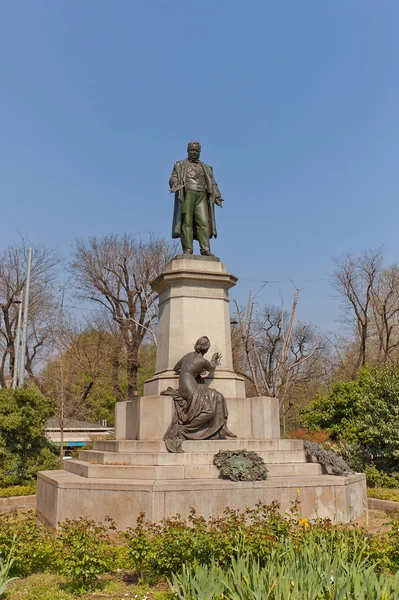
[0,241,59,388]
[370,265,399,364]
[234,290,321,415]
[70,234,177,400]
[332,248,383,371]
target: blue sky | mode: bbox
[1,1,398,336]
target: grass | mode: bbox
[6,573,173,600]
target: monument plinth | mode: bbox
[143,255,245,398]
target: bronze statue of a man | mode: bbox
[169,141,223,256]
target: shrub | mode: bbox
[368,487,399,503]
[365,464,399,488]
[0,484,36,498]
[301,365,399,472]
[55,516,117,591]
[0,512,55,577]
[0,388,59,486]
[123,502,378,578]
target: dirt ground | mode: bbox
[367,509,392,534]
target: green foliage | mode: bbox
[0,484,36,498]
[169,561,225,600]
[0,535,18,596]
[123,502,397,578]
[3,504,399,596]
[368,487,399,502]
[55,516,117,591]
[0,511,55,577]
[137,343,156,396]
[365,464,399,488]
[169,544,399,599]
[301,365,399,471]
[0,388,59,486]
[386,510,399,571]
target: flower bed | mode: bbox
[0,502,398,597]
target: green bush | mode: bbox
[55,516,117,591]
[0,512,54,577]
[123,502,391,578]
[365,464,399,488]
[1,502,399,592]
[301,365,399,472]
[368,487,399,502]
[0,484,36,498]
[0,388,59,486]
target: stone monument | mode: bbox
[36,142,367,529]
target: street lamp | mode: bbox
[12,294,23,389]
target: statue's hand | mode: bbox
[170,183,185,194]
[212,352,222,365]
[215,197,223,207]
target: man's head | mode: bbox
[194,335,210,355]
[187,141,201,162]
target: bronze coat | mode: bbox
[170,159,221,240]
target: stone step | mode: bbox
[63,459,321,480]
[92,438,304,453]
[80,449,307,466]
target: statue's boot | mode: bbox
[219,426,237,439]
[201,250,215,257]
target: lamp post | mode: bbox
[12,295,23,389]
[19,248,32,387]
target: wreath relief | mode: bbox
[213,449,268,482]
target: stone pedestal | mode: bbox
[36,255,367,529]
[115,396,281,441]
[37,435,367,529]
[143,255,245,398]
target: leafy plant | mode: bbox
[365,464,399,488]
[0,387,59,486]
[0,535,18,596]
[169,539,399,600]
[55,516,116,591]
[301,365,399,472]
[368,487,399,502]
[123,501,383,578]
[0,484,36,498]
[168,561,225,600]
[0,511,54,577]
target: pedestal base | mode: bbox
[115,396,280,440]
[37,469,367,530]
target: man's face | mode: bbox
[188,144,201,162]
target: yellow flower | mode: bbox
[299,517,310,528]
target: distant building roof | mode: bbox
[46,418,111,430]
